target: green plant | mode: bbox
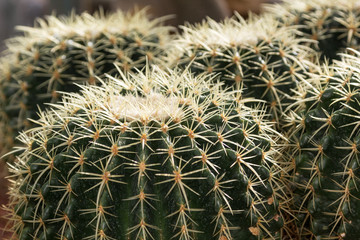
[5,67,289,240]
[0,8,172,160]
[285,51,360,239]
[265,0,360,61]
[166,13,314,128]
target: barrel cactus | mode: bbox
[266,0,360,61]
[5,67,289,240]
[285,51,360,239]
[166,13,314,128]
[0,8,172,160]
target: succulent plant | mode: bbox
[0,8,172,160]
[4,67,289,240]
[166,13,314,128]
[285,51,360,239]
[265,0,360,61]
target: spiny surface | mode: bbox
[0,8,172,160]
[285,52,360,239]
[265,0,360,61]
[166,13,314,128]
[5,68,288,240]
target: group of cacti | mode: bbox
[1,0,360,239]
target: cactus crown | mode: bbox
[174,13,297,47]
[5,66,288,240]
[265,0,360,61]
[0,8,172,160]
[166,13,314,127]
[5,8,172,76]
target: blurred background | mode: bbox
[0,0,280,50]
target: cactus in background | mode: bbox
[0,8,172,160]
[285,51,360,239]
[166,13,314,128]
[265,0,360,61]
[4,67,290,240]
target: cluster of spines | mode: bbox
[0,8,173,160]
[265,0,360,61]
[166,13,314,128]
[284,51,360,239]
[4,67,289,240]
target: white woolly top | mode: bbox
[109,93,183,122]
[177,14,296,48]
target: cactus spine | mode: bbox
[5,67,288,240]
[0,9,172,160]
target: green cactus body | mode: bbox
[266,0,360,61]
[6,68,287,240]
[0,9,172,160]
[167,14,314,127]
[286,52,360,239]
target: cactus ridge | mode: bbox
[0,8,173,160]
[266,0,360,61]
[166,13,314,127]
[5,67,288,240]
[285,51,360,239]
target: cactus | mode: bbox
[0,8,172,160]
[285,51,360,239]
[265,0,360,61]
[4,67,289,240]
[166,13,314,128]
